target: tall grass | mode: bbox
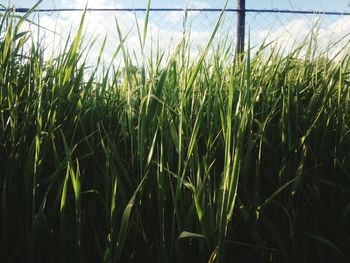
[1,6,350,263]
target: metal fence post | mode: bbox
[236,0,246,55]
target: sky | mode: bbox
[3,0,350,11]
[2,0,350,65]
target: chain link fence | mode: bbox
[9,7,350,64]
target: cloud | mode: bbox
[164,12,184,25]
[187,1,210,9]
[254,15,350,57]
[256,17,312,51]
[23,2,350,73]
[22,2,214,69]
[163,1,210,25]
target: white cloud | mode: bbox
[24,3,214,69]
[163,1,210,25]
[23,0,224,66]
[22,3,350,74]
[187,1,210,9]
[256,18,312,51]
[255,15,350,57]
[164,11,184,24]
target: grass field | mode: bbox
[1,4,350,263]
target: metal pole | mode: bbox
[236,0,246,55]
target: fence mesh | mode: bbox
[13,7,350,64]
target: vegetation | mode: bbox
[1,5,350,263]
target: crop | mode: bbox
[1,4,350,263]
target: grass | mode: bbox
[1,4,350,263]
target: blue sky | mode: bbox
[4,0,350,11]
[3,0,350,63]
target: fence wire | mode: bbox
[6,7,350,65]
